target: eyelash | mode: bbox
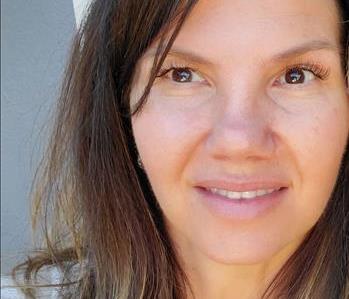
[156,61,330,83]
[157,62,199,78]
[281,61,330,81]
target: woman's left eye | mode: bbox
[159,67,204,83]
[276,67,319,86]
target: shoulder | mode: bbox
[1,275,26,299]
[1,267,61,299]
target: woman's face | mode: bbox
[130,0,349,265]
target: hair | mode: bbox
[10,0,349,298]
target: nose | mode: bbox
[205,90,276,163]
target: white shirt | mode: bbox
[1,268,61,299]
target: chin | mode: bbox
[203,245,279,266]
[196,230,302,266]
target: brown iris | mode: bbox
[171,68,193,82]
[285,68,305,84]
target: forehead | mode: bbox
[165,0,341,64]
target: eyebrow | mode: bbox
[144,39,340,66]
[144,45,215,66]
[270,39,340,62]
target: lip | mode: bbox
[192,177,290,221]
[194,178,289,192]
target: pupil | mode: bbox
[285,68,305,84]
[172,68,192,82]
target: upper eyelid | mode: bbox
[159,58,204,73]
[159,53,332,69]
[158,62,330,83]
[151,51,336,83]
[273,62,331,83]
[157,62,212,84]
[156,67,208,87]
[159,66,201,78]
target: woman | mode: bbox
[10,0,349,298]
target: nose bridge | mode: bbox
[218,63,262,120]
[206,81,275,160]
[228,83,264,124]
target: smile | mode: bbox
[207,187,281,200]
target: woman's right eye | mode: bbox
[159,67,205,84]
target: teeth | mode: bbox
[209,188,277,200]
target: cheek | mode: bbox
[278,99,348,220]
[131,98,212,193]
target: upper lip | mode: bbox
[194,176,289,192]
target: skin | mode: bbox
[130,0,349,298]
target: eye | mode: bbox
[279,68,314,85]
[159,67,205,83]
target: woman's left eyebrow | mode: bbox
[268,39,340,63]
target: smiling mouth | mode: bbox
[206,187,284,200]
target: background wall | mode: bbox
[1,0,82,274]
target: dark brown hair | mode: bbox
[11,0,349,298]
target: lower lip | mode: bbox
[195,187,287,221]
